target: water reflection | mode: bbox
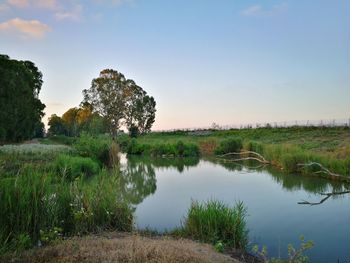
[118,159,156,205]
[119,155,349,207]
[118,156,200,205]
[209,157,348,194]
[126,156,200,173]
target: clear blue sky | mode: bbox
[1,0,349,130]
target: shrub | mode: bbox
[74,133,110,164]
[54,154,100,180]
[127,139,146,155]
[117,134,130,152]
[181,199,248,250]
[214,137,243,155]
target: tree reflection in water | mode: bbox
[117,156,200,205]
[117,155,349,207]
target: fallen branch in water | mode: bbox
[218,158,268,170]
[297,162,342,178]
[217,151,270,164]
[298,191,350,206]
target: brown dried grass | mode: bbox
[3,232,240,263]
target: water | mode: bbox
[119,155,350,263]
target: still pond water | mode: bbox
[119,155,350,263]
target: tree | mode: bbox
[48,114,66,136]
[82,69,156,137]
[0,54,45,142]
[134,95,156,134]
[123,80,156,135]
[83,69,129,137]
[62,107,79,137]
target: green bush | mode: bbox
[127,139,147,155]
[214,137,243,155]
[74,133,110,164]
[181,199,248,250]
[117,134,130,152]
[54,154,100,180]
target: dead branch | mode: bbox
[298,191,350,206]
[217,158,267,170]
[297,162,341,178]
[217,151,270,164]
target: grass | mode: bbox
[214,137,243,155]
[1,233,238,263]
[54,154,100,180]
[179,200,248,251]
[125,126,350,178]
[125,138,200,157]
[0,168,133,253]
[0,136,133,254]
[73,133,111,164]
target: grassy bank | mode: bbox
[121,127,350,179]
[0,135,132,254]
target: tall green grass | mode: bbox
[180,200,248,250]
[54,154,100,180]
[0,168,133,254]
[73,133,111,164]
[244,141,350,177]
[214,137,243,155]
[126,139,200,157]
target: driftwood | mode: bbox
[298,191,350,206]
[217,151,270,164]
[297,162,342,178]
[218,158,267,170]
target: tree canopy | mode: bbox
[0,54,45,143]
[48,104,108,137]
[82,69,156,136]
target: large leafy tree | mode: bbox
[83,69,128,136]
[0,54,45,142]
[83,69,156,137]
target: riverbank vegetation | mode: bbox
[120,126,350,179]
[0,136,133,254]
[178,200,248,251]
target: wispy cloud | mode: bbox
[55,4,83,21]
[0,3,10,12]
[93,0,134,6]
[7,0,28,8]
[7,0,58,9]
[0,18,50,38]
[241,2,288,17]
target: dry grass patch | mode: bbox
[3,233,240,263]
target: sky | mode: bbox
[1,0,349,130]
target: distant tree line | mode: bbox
[48,104,109,137]
[49,69,156,137]
[0,54,45,143]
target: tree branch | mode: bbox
[298,191,350,206]
[217,151,270,164]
